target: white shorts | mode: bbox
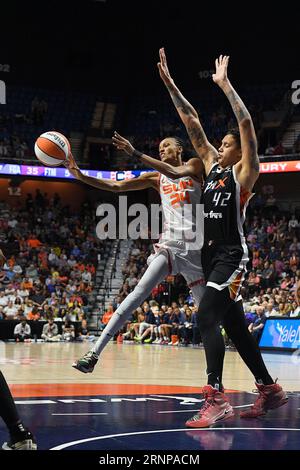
[147,240,204,288]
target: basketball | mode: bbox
[34,131,70,167]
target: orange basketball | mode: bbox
[34,131,71,167]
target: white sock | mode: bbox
[92,253,169,356]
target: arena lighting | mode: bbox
[0,160,299,180]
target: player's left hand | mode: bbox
[112,132,135,156]
[212,55,230,87]
[157,47,174,88]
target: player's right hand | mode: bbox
[64,152,80,172]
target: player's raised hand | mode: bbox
[157,47,174,88]
[112,132,135,156]
[212,55,230,87]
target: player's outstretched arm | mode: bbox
[64,152,158,192]
[112,132,203,180]
[213,55,259,189]
[158,47,217,173]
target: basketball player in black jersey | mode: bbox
[0,249,37,450]
[158,49,287,427]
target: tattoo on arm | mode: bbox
[167,84,198,118]
[186,120,207,149]
[165,85,208,150]
[226,89,251,123]
[249,139,260,172]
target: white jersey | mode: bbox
[147,173,204,290]
[159,173,203,251]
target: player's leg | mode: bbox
[0,370,37,450]
[72,253,169,373]
[197,287,232,390]
[223,301,288,417]
[185,287,234,428]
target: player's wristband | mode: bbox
[132,149,143,159]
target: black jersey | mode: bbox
[202,163,252,244]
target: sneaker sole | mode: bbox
[2,440,37,450]
[72,363,93,373]
[241,397,289,418]
[269,397,289,410]
[186,408,234,428]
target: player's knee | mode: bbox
[196,312,215,331]
[133,284,148,299]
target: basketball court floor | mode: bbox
[0,341,299,451]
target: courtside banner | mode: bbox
[0,164,150,180]
[0,160,300,179]
[259,318,300,350]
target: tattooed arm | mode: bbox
[213,55,259,190]
[157,48,217,175]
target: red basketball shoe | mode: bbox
[240,381,288,418]
[185,385,234,428]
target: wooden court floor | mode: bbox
[1,341,300,451]
[1,341,299,391]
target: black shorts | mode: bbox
[201,242,249,301]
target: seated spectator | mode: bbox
[27,235,42,249]
[62,319,75,342]
[77,319,95,342]
[290,302,300,317]
[3,300,18,319]
[0,291,8,307]
[14,317,31,342]
[27,305,40,321]
[266,302,278,317]
[289,237,300,252]
[280,276,293,291]
[82,268,92,284]
[41,319,62,342]
[178,307,193,345]
[248,306,267,343]
[21,277,33,291]
[99,303,114,330]
[288,215,299,231]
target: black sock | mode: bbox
[207,373,224,392]
[9,421,29,440]
[198,288,228,390]
[223,302,274,386]
[255,377,274,386]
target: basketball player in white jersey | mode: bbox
[66,136,205,373]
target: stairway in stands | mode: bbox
[282,120,300,151]
[95,240,133,327]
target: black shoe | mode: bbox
[72,350,99,373]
